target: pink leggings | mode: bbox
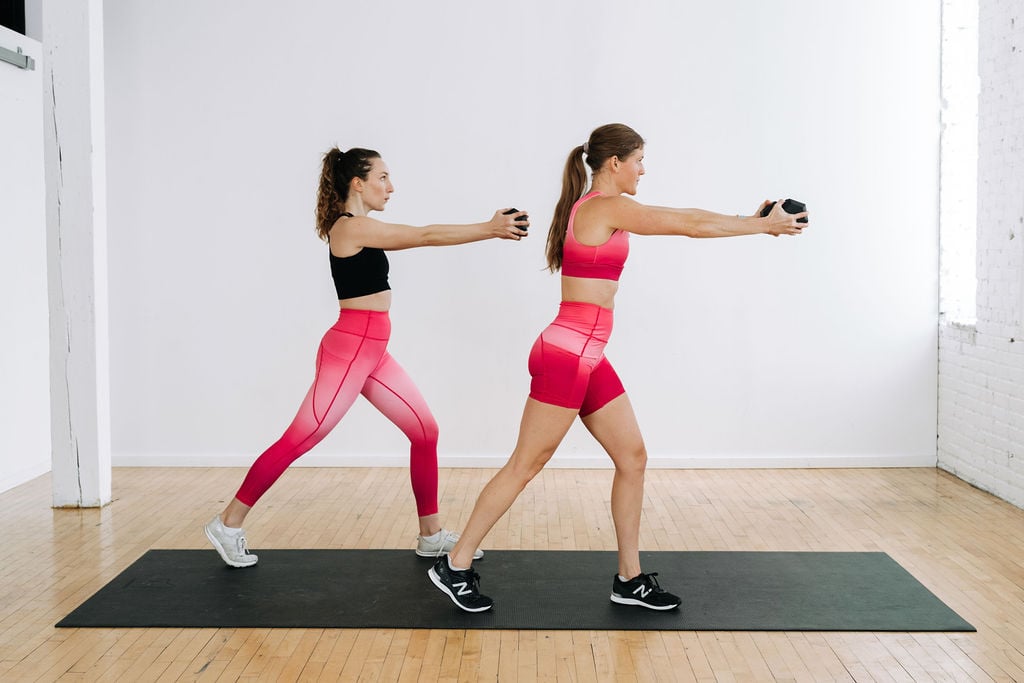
[235,309,439,515]
[528,301,625,416]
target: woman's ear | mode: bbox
[351,177,364,194]
[609,155,621,172]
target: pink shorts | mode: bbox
[528,301,625,416]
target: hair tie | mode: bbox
[582,142,589,154]
[333,149,349,176]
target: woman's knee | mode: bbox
[506,448,555,484]
[615,444,647,476]
[410,414,439,448]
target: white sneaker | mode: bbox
[415,528,484,560]
[204,515,258,567]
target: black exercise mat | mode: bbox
[56,550,974,631]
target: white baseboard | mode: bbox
[111,453,938,469]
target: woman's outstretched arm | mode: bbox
[332,209,529,253]
[600,196,807,238]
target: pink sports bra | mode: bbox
[561,191,629,281]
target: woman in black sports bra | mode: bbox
[204,146,529,568]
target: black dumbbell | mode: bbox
[760,198,808,223]
[504,207,529,231]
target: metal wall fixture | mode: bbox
[1,43,35,70]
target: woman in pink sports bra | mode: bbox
[204,146,529,569]
[429,123,808,613]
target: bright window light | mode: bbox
[939,0,979,325]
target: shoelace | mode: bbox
[639,572,664,593]
[235,535,251,556]
[425,530,459,557]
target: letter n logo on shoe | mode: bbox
[633,585,652,598]
[454,581,472,596]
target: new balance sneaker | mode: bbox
[610,572,681,610]
[204,515,258,568]
[415,528,484,560]
[428,557,493,612]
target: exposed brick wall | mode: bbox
[938,0,1024,508]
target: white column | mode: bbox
[43,0,112,507]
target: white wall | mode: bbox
[1,26,50,492]
[938,0,1024,508]
[103,0,941,468]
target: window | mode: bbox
[939,0,979,325]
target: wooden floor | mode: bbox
[1,466,1023,682]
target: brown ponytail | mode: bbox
[546,145,587,272]
[314,146,380,241]
[545,124,645,272]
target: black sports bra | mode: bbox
[329,213,391,299]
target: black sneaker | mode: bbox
[428,558,494,612]
[610,572,681,610]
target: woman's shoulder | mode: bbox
[328,215,381,256]
[329,214,381,238]
[579,193,637,217]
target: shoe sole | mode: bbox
[415,548,485,560]
[428,567,492,612]
[204,525,257,568]
[609,593,680,611]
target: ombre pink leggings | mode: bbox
[235,309,439,515]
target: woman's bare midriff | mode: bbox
[339,290,392,311]
[560,276,618,310]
